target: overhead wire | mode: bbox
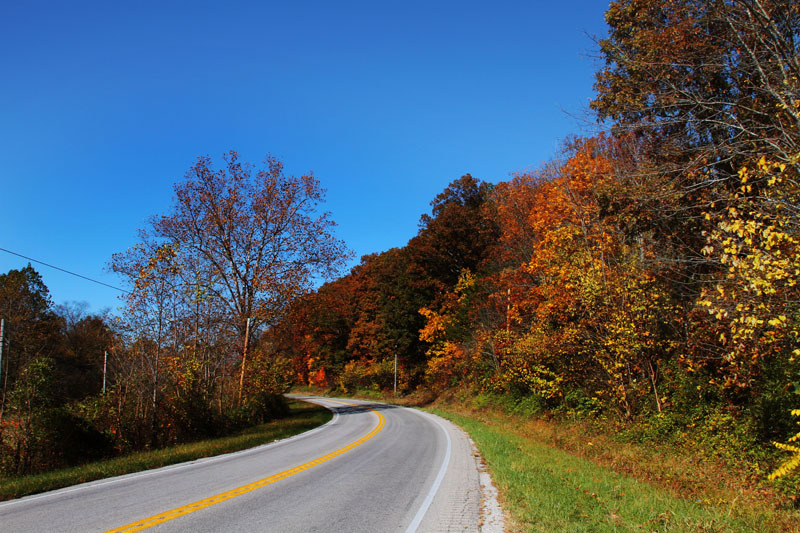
[0,246,130,294]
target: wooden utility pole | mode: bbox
[102,350,108,395]
[506,288,511,332]
[0,319,4,419]
[0,319,4,389]
[238,317,252,406]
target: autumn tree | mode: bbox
[0,265,61,419]
[111,151,349,424]
[152,151,349,337]
[594,0,799,168]
[694,152,800,444]
[0,270,116,474]
[592,0,800,300]
[591,0,800,423]
[111,241,182,439]
[265,272,360,388]
[53,302,115,402]
[409,174,498,295]
[267,175,497,393]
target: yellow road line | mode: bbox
[107,401,385,532]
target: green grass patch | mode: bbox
[0,399,331,501]
[430,408,775,532]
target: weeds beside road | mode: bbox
[0,400,331,501]
[316,387,799,532]
[430,402,799,532]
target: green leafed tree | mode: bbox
[0,265,61,418]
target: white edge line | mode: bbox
[404,410,452,533]
[0,396,339,510]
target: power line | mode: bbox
[0,247,130,294]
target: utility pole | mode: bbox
[0,319,4,419]
[393,346,397,396]
[238,317,252,407]
[102,350,107,395]
[0,319,4,391]
[506,288,511,332]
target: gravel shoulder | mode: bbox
[414,410,505,533]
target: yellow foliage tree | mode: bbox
[419,270,477,389]
[699,154,800,389]
[769,409,800,481]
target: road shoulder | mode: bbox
[416,411,505,533]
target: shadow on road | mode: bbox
[329,403,400,415]
[285,395,400,416]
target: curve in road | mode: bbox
[108,399,387,532]
[0,396,489,532]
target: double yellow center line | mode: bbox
[107,401,385,532]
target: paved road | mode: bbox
[0,396,488,532]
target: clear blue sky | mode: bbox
[1,1,609,315]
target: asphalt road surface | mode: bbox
[0,396,490,532]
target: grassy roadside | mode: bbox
[0,399,332,502]
[309,387,798,532]
[432,408,755,532]
[430,403,800,533]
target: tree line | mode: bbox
[1,0,797,484]
[0,267,115,474]
[268,0,800,482]
[0,154,347,475]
